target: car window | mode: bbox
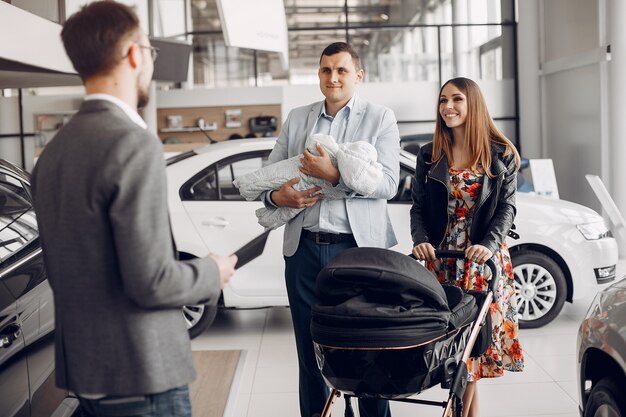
[0,174,37,264]
[390,163,415,203]
[182,167,219,201]
[181,151,270,201]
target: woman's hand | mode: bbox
[465,244,493,264]
[412,242,436,262]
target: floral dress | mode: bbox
[426,167,524,381]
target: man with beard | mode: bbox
[31,2,236,416]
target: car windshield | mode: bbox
[0,173,37,263]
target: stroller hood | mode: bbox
[316,247,449,310]
[312,247,453,348]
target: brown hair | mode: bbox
[432,77,520,177]
[61,1,141,80]
[320,42,362,71]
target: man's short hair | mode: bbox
[320,42,362,71]
[61,1,141,80]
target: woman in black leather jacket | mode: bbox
[410,77,524,417]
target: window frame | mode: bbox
[180,150,271,202]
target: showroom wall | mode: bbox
[0,94,82,171]
[518,0,611,214]
[156,79,514,140]
[542,0,604,212]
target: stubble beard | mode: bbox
[136,67,151,109]
[137,86,150,109]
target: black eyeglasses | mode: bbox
[122,44,159,62]
[138,45,159,62]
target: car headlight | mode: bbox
[576,221,612,240]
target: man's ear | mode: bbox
[356,68,364,82]
[127,44,141,70]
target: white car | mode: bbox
[166,138,618,337]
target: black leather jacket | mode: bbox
[410,142,517,254]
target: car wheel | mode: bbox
[183,303,218,339]
[584,378,624,417]
[511,250,566,328]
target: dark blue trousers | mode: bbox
[78,386,191,417]
[285,235,391,417]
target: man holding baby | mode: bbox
[263,41,400,417]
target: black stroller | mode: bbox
[311,247,499,417]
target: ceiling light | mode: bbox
[380,13,389,21]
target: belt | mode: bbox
[302,230,354,245]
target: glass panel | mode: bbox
[217,154,269,201]
[155,0,186,37]
[439,25,511,81]
[285,0,345,29]
[186,1,516,87]
[193,35,262,87]
[187,168,218,201]
[9,0,59,23]
[0,174,37,264]
[65,0,150,31]
[190,0,221,31]
[349,27,441,83]
[288,29,347,84]
[193,31,337,87]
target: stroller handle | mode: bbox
[433,250,500,298]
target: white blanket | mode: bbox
[233,134,383,230]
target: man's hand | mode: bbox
[300,143,340,185]
[271,178,322,209]
[209,253,237,289]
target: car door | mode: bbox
[180,150,288,305]
[0,169,76,417]
[0,280,29,417]
[0,172,36,417]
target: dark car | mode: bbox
[0,159,78,417]
[577,275,626,417]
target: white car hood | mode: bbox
[517,193,603,225]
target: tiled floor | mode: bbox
[192,260,626,417]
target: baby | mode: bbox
[233,133,383,229]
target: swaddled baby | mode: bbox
[233,133,383,229]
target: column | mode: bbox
[608,0,626,218]
[517,0,542,158]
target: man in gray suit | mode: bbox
[266,42,400,417]
[31,2,236,416]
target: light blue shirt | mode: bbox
[301,95,356,234]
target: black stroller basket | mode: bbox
[311,248,499,417]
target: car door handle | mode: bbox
[0,324,21,349]
[201,217,229,228]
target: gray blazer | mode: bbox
[31,100,220,396]
[268,97,400,256]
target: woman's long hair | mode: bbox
[432,77,520,177]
